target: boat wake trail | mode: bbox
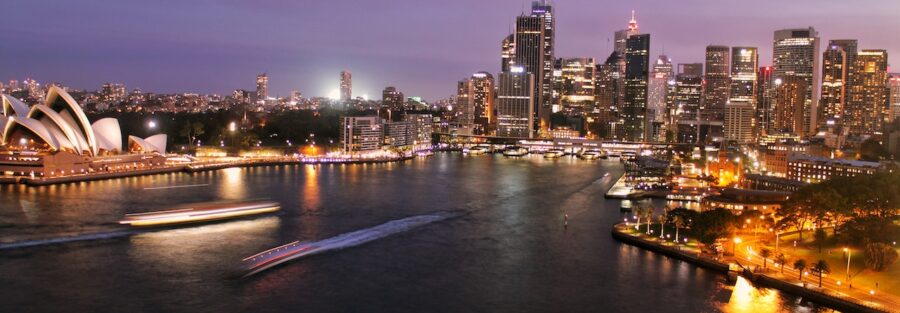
[238,212,458,278]
[0,230,140,251]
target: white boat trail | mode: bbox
[238,212,458,277]
[0,230,140,250]
[143,183,210,190]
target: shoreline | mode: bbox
[610,224,888,313]
[2,156,416,186]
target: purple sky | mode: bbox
[2,0,898,101]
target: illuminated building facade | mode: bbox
[501,34,515,72]
[622,34,649,142]
[674,63,703,143]
[787,155,882,183]
[340,116,382,154]
[648,55,673,141]
[724,47,758,143]
[496,68,534,138]
[773,28,820,135]
[340,70,352,102]
[845,49,888,135]
[774,75,808,136]
[514,13,549,136]
[382,86,404,120]
[756,66,776,135]
[590,62,619,139]
[703,45,730,126]
[0,87,167,177]
[256,73,268,103]
[819,40,857,130]
[557,58,595,116]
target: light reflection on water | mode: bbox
[0,153,841,312]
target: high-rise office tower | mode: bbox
[557,58,596,116]
[622,34,650,141]
[514,15,547,136]
[819,40,857,130]
[773,28,820,135]
[501,34,516,72]
[649,55,673,124]
[702,45,730,125]
[382,86,405,120]
[725,47,758,143]
[648,55,673,142]
[472,72,496,134]
[256,73,268,103]
[614,11,640,58]
[774,75,808,136]
[531,1,555,117]
[674,63,704,143]
[496,67,535,138]
[590,62,620,139]
[456,80,475,132]
[845,49,888,135]
[756,66,776,136]
[340,70,352,101]
[613,11,640,125]
[890,74,900,123]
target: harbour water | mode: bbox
[0,153,832,312]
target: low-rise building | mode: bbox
[787,155,883,183]
[701,188,790,214]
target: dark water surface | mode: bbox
[0,153,830,312]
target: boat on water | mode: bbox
[578,150,602,160]
[463,146,489,155]
[416,150,433,157]
[236,240,316,278]
[502,146,529,157]
[119,200,280,227]
[543,148,565,159]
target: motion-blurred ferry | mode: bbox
[502,146,529,157]
[119,200,280,227]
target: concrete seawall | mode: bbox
[610,226,730,273]
[12,156,416,186]
[611,225,890,313]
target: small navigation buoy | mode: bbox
[564,212,569,228]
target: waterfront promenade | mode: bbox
[0,155,416,186]
[612,223,900,313]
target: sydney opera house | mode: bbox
[0,86,168,177]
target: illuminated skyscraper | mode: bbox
[614,11,640,58]
[457,72,496,135]
[590,61,620,139]
[382,86,404,120]
[622,34,650,141]
[890,74,900,123]
[456,80,475,132]
[819,40,857,130]
[674,63,703,143]
[649,55,673,125]
[774,75,808,136]
[725,47,758,143]
[773,28,820,135]
[501,34,516,72]
[340,70,352,101]
[514,15,546,136]
[845,49,888,135]
[496,67,535,138]
[702,45,730,128]
[756,66,776,136]
[511,1,554,136]
[256,73,268,103]
[557,58,596,116]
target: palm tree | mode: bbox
[760,248,772,270]
[774,253,787,274]
[644,206,654,234]
[657,214,667,239]
[811,259,831,288]
[793,259,807,281]
[672,215,685,244]
[633,205,645,231]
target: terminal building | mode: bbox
[787,155,883,183]
[0,87,167,177]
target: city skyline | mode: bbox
[2,0,899,101]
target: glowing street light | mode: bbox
[229,121,237,132]
[732,237,742,255]
[844,247,852,283]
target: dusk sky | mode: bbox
[2,0,898,101]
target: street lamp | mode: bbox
[148,120,157,129]
[733,237,742,255]
[844,247,851,283]
[228,121,237,132]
